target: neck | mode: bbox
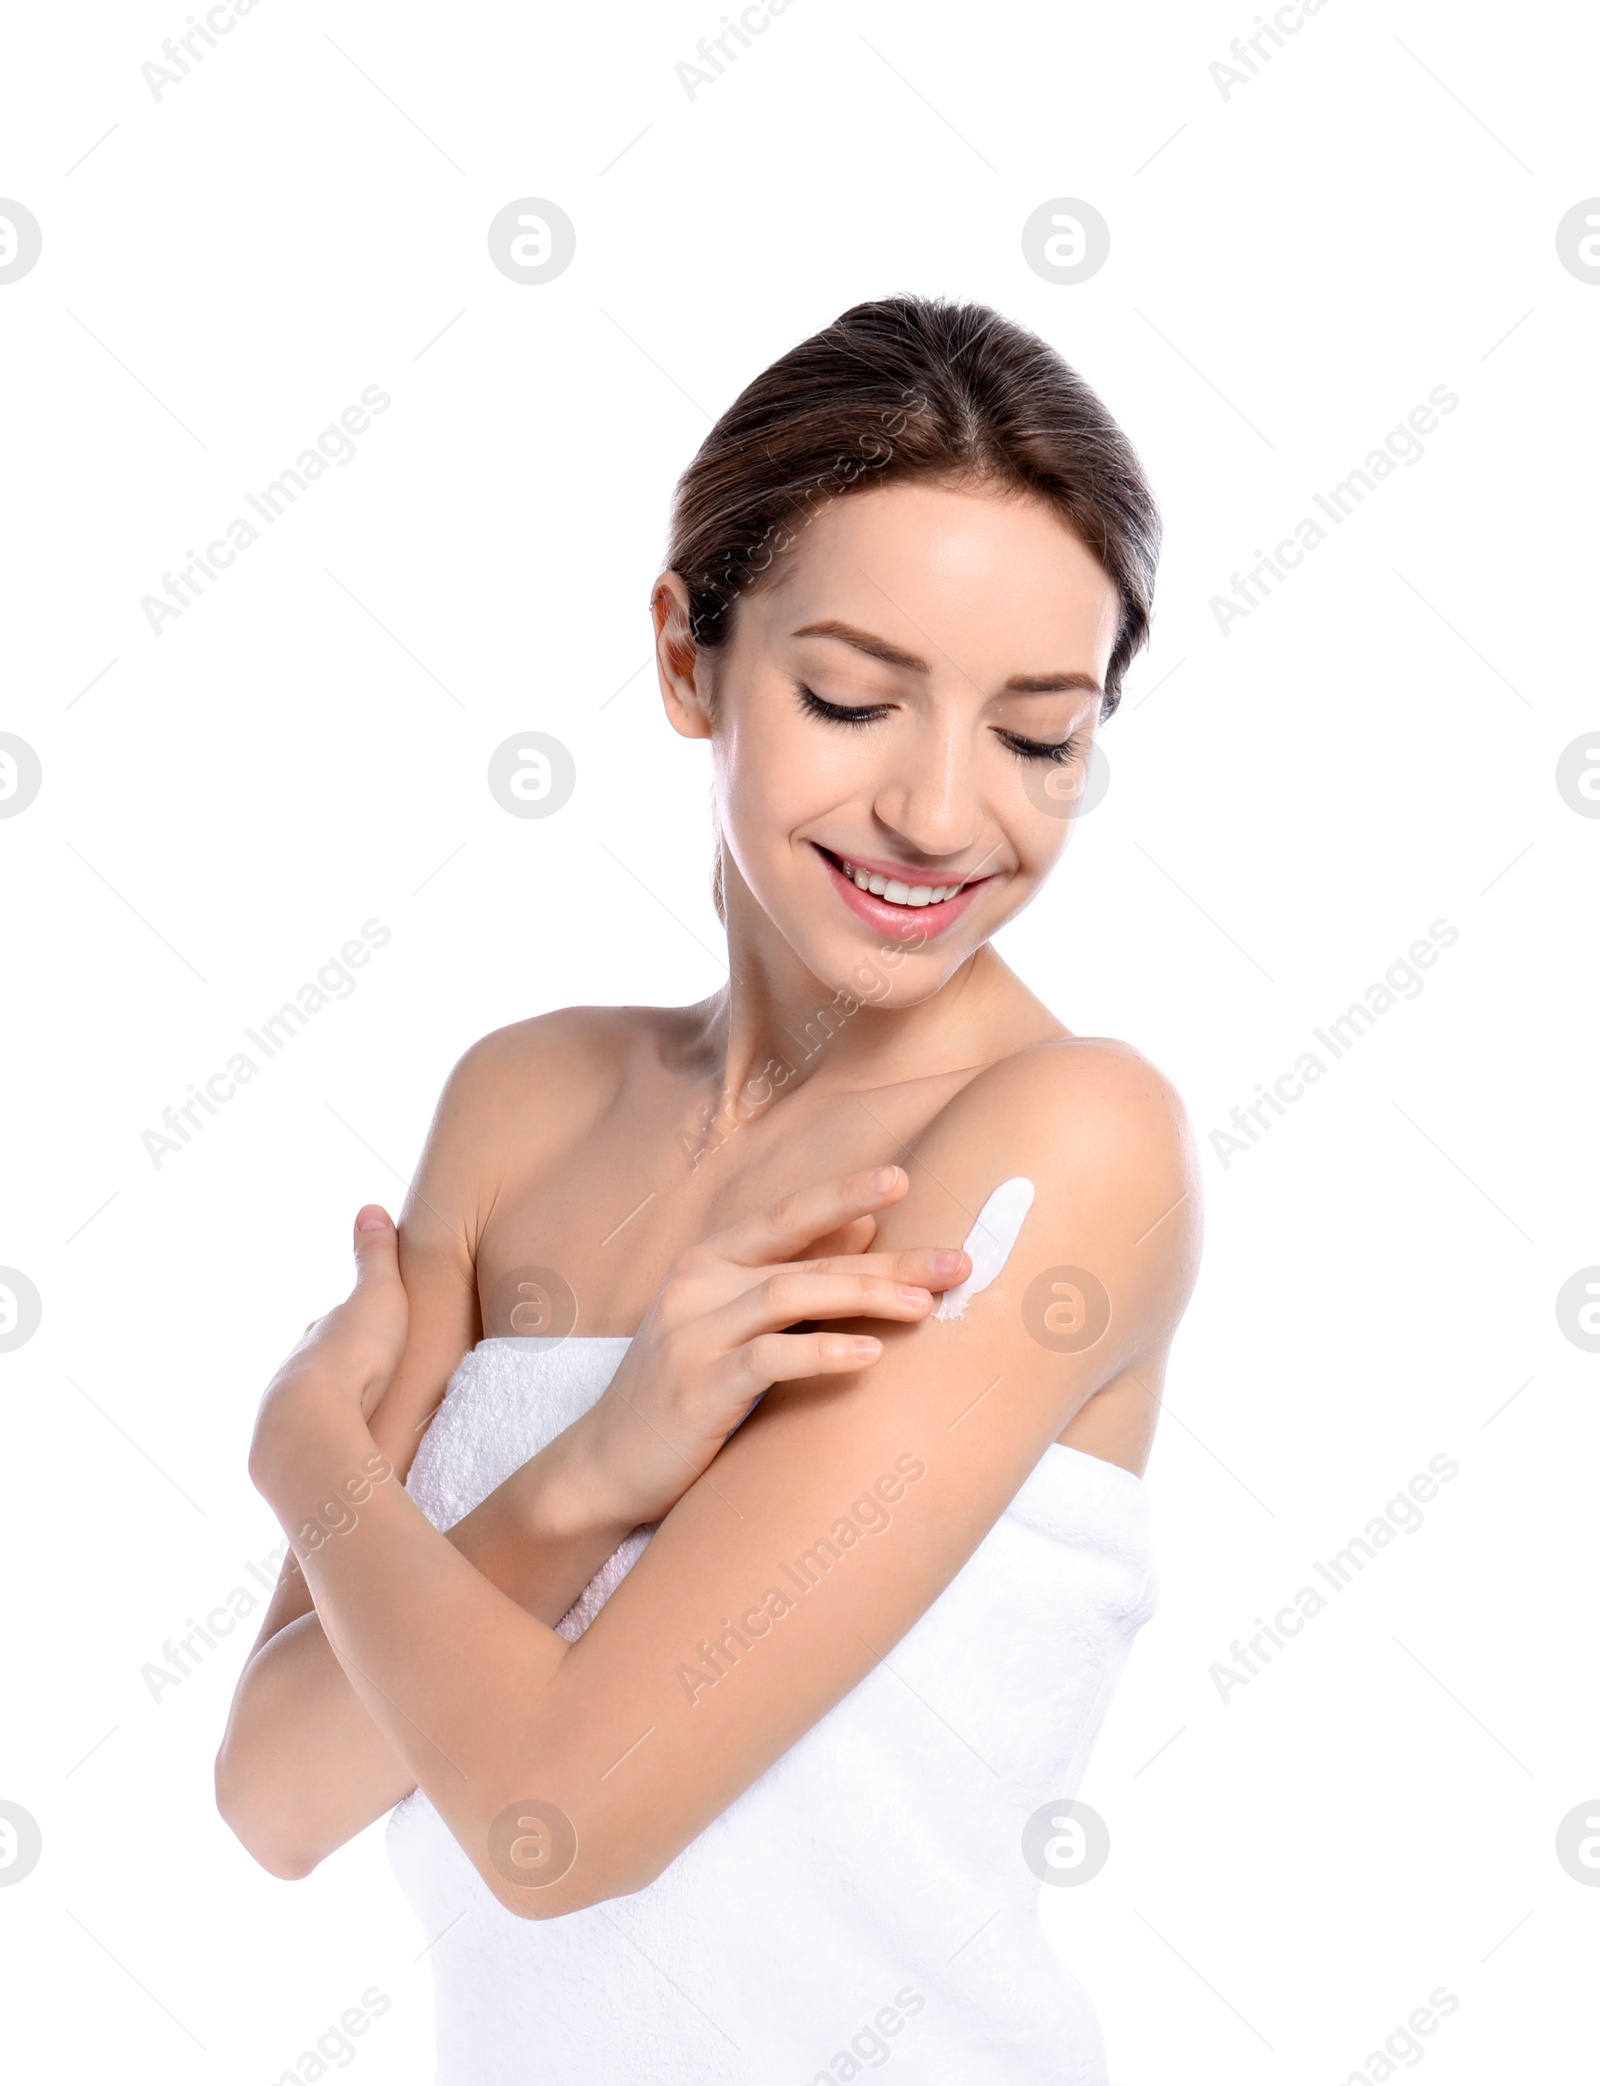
[680,876,1046,1151]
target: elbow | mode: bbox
[476,1811,661,1922]
[488,1881,576,1922]
[213,1747,324,1883]
[242,1836,320,1884]
[481,1860,620,1923]
[487,1873,642,1922]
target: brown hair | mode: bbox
[664,294,1162,919]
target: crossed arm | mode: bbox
[223,1040,1199,1918]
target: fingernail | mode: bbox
[931,1250,964,1276]
[898,1284,931,1303]
[356,1208,390,1233]
[853,1337,881,1359]
[870,1166,900,1191]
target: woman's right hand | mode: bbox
[569,1166,970,1529]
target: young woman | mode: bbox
[217,295,1202,2083]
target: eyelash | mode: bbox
[796,685,1083,767]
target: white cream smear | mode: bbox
[934,1176,1037,1320]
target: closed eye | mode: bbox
[996,728,1084,766]
[796,685,892,729]
[797,684,1084,767]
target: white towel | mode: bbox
[390,1335,1157,2084]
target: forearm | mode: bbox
[251,1404,589,1904]
[216,1413,640,1876]
[445,1427,646,1624]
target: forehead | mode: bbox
[745,477,1122,676]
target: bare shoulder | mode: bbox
[429,1002,680,1142]
[402,1003,675,1244]
[379,1004,683,1447]
[447,1002,644,1092]
[876,1031,1202,1368]
[929,1033,1196,1184]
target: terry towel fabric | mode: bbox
[388,1335,1158,2084]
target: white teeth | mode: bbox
[837,856,963,908]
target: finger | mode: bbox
[713,1270,938,1345]
[352,1206,403,1292]
[802,1213,878,1260]
[781,1246,971,1292]
[321,1207,408,1393]
[732,1329,883,1391]
[713,1168,909,1269]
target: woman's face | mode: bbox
[659,477,1123,1002]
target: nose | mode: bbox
[870,704,984,865]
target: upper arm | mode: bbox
[514,1039,1201,1911]
[369,1011,614,1475]
[237,1031,504,1657]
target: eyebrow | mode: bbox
[789,619,1103,697]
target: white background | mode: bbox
[2,0,1596,2079]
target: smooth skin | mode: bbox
[216,476,1202,1915]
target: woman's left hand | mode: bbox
[248,1206,409,1502]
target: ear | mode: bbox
[652,572,714,742]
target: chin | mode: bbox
[789,917,971,1009]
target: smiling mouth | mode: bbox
[814,844,991,911]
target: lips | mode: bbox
[813,844,993,938]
